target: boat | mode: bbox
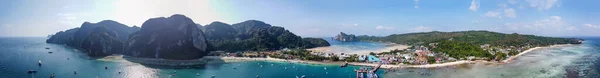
[74,70,77,74]
[48,52,53,53]
[256,75,259,78]
[105,66,108,70]
[211,75,216,78]
[285,67,287,70]
[38,60,42,66]
[27,70,37,74]
[45,47,50,49]
[301,75,305,78]
[340,61,348,67]
[324,67,327,70]
[50,73,55,78]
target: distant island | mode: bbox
[46,14,330,60]
[333,32,358,42]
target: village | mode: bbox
[211,43,535,66]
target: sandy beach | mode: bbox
[215,44,573,69]
[99,44,572,69]
[307,43,409,55]
[502,44,572,63]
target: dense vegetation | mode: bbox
[357,30,582,47]
[431,40,492,59]
[202,20,330,52]
[46,20,140,57]
[355,30,582,59]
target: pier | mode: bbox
[354,63,382,78]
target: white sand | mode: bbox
[502,44,571,63]
[307,43,409,55]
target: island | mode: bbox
[46,14,330,65]
[333,32,358,42]
[46,14,583,70]
[211,30,583,69]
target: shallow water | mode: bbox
[321,38,392,54]
[384,37,600,78]
[0,37,384,78]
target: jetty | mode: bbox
[354,63,382,78]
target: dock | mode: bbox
[354,63,382,78]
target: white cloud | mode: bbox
[341,23,359,27]
[472,20,484,23]
[525,0,559,10]
[584,24,600,28]
[504,8,516,18]
[409,26,433,32]
[375,26,395,30]
[414,0,420,9]
[57,13,78,26]
[483,11,502,18]
[508,0,518,4]
[469,0,480,11]
[499,16,576,36]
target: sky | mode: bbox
[0,0,599,37]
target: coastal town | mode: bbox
[212,43,536,66]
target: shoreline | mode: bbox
[307,42,409,55]
[217,44,574,69]
[99,44,574,68]
[501,44,572,63]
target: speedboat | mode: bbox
[27,70,37,74]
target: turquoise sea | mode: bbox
[0,37,384,78]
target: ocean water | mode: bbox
[2,37,599,78]
[0,37,384,78]
[320,38,391,54]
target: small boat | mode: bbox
[196,73,199,76]
[74,70,77,74]
[301,75,305,78]
[105,66,108,70]
[45,47,50,49]
[324,67,327,70]
[260,65,263,67]
[27,70,37,74]
[256,75,259,78]
[340,61,348,67]
[38,60,42,66]
[48,52,53,53]
[285,67,287,70]
[67,58,69,60]
[50,73,55,78]
[211,75,216,78]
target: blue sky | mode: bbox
[1,0,599,37]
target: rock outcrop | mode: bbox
[200,20,330,51]
[334,32,358,42]
[124,14,209,60]
[80,27,125,56]
[46,20,139,57]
